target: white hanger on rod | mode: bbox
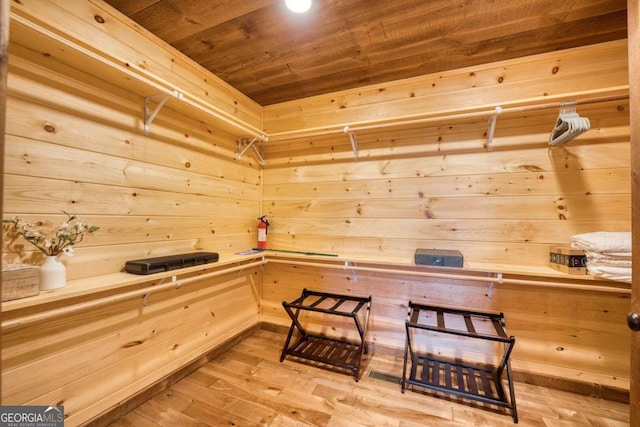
[549,101,590,146]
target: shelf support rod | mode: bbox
[344,260,359,282]
[487,272,503,298]
[144,90,182,136]
[344,126,358,161]
[237,136,257,158]
[486,106,502,152]
[237,136,266,166]
[251,141,266,166]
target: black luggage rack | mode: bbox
[402,302,518,423]
[280,289,372,381]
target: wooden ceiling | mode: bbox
[104,0,628,106]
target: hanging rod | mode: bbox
[266,92,629,143]
[266,258,630,294]
[1,259,267,331]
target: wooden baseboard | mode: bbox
[261,321,630,404]
[83,324,261,427]
[511,371,629,404]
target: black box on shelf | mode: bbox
[125,252,219,275]
[415,249,463,267]
[549,246,587,274]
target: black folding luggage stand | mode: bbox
[402,302,518,423]
[280,289,372,381]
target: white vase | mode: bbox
[40,255,66,291]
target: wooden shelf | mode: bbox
[2,249,628,330]
[1,252,266,313]
[262,251,631,292]
[9,4,264,141]
[262,250,565,276]
[266,90,629,146]
[9,4,629,151]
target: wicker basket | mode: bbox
[2,263,40,301]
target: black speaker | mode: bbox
[125,252,219,275]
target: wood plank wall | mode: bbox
[260,40,632,396]
[627,0,640,423]
[261,41,630,266]
[0,1,633,425]
[261,264,631,395]
[2,2,265,425]
[3,44,261,277]
[0,0,11,403]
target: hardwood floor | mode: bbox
[110,329,630,426]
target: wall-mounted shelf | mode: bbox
[0,253,267,325]
[2,250,629,333]
[9,5,265,142]
[264,252,631,295]
[249,90,628,163]
[265,91,629,154]
[10,4,629,166]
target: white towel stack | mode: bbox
[570,232,632,283]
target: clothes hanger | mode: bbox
[549,101,590,146]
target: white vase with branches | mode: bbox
[4,212,99,291]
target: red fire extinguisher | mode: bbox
[257,216,269,249]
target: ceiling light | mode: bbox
[286,0,312,13]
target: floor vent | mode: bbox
[368,370,402,385]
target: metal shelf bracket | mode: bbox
[144,90,183,136]
[486,106,502,151]
[343,260,359,283]
[344,126,358,161]
[487,272,503,298]
[237,135,267,166]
